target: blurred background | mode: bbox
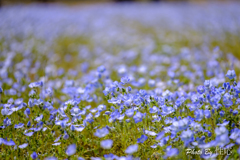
[0,0,237,7]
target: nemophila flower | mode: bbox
[133,112,143,123]
[14,123,24,129]
[66,144,76,156]
[194,109,204,121]
[97,65,106,73]
[44,87,53,97]
[125,108,134,117]
[27,121,31,127]
[0,87,3,93]
[223,82,231,90]
[63,130,69,140]
[125,144,138,154]
[1,138,15,146]
[73,125,85,132]
[164,148,179,159]
[24,108,30,118]
[204,110,211,118]
[45,157,57,160]
[25,132,34,137]
[156,131,165,141]
[18,143,28,149]
[121,76,130,84]
[1,107,12,116]
[35,114,43,122]
[78,157,85,160]
[158,136,169,146]
[29,81,43,88]
[161,106,174,116]
[109,109,120,122]
[171,117,190,131]
[126,86,132,93]
[31,152,38,159]
[52,142,61,146]
[101,139,113,149]
[191,94,199,104]
[70,107,81,116]
[144,130,157,136]
[148,79,156,87]
[230,128,240,140]
[197,85,205,94]
[223,93,233,107]
[204,80,212,89]
[149,106,158,114]
[219,110,225,117]
[137,134,148,143]
[215,126,228,136]
[97,104,106,112]
[226,70,236,79]
[180,130,194,146]
[104,153,118,160]
[232,109,238,116]
[3,117,11,126]
[94,127,109,138]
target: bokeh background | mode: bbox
[0,0,238,6]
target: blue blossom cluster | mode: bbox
[1,2,240,160]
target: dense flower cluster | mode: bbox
[1,2,240,160]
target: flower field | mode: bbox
[1,2,240,160]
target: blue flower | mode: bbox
[14,123,24,129]
[164,148,179,159]
[66,144,76,156]
[125,108,134,117]
[97,104,106,112]
[29,81,43,88]
[223,93,233,107]
[197,85,205,94]
[25,132,34,137]
[3,117,11,126]
[137,135,148,143]
[219,110,225,117]
[226,70,236,79]
[94,127,109,138]
[232,110,238,116]
[121,76,130,84]
[97,65,106,73]
[180,130,194,146]
[27,121,31,127]
[133,112,144,123]
[125,144,138,154]
[204,80,212,89]
[18,143,28,149]
[204,110,211,118]
[100,139,113,149]
[2,138,15,146]
[149,106,158,114]
[31,152,38,159]
[1,108,13,116]
[24,108,30,118]
[156,131,165,141]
